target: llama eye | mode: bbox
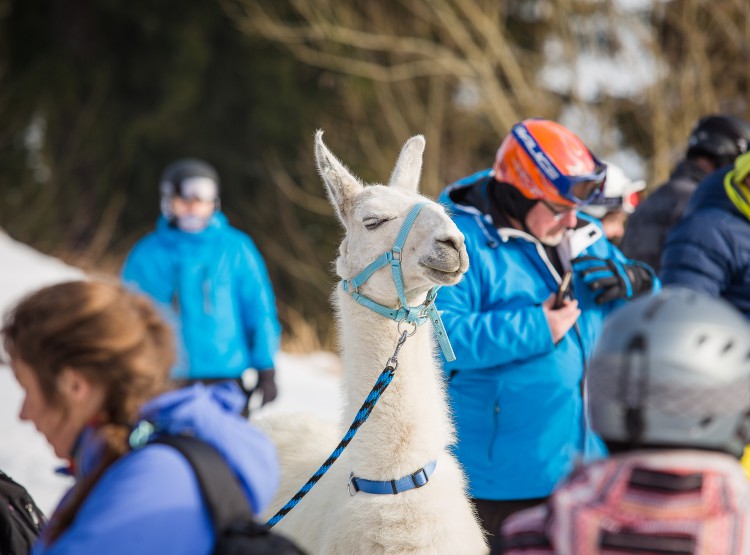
[364,218,390,230]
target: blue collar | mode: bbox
[348,460,437,495]
[340,202,455,361]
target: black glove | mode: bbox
[572,256,655,305]
[255,368,278,406]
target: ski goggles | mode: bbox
[511,122,607,205]
[590,191,641,214]
[175,177,219,202]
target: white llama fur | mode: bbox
[257,131,488,554]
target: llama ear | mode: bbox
[315,130,363,223]
[388,135,425,193]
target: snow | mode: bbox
[0,230,343,515]
[0,231,84,313]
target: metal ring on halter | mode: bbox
[397,319,418,337]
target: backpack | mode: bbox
[153,435,306,555]
[0,470,45,555]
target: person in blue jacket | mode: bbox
[122,159,281,407]
[662,150,750,317]
[2,280,279,555]
[620,114,750,274]
[437,119,659,542]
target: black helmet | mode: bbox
[159,159,221,220]
[686,114,750,168]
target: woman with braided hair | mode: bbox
[2,280,278,555]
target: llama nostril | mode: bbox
[438,237,461,252]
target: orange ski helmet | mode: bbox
[493,119,607,207]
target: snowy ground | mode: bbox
[0,230,343,515]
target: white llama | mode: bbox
[258,131,487,554]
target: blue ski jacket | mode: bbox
[437,170,657,500]
[32,383,279,555]
[122,213,281,379]
[662,166,750,317]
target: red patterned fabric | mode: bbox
[502,450,750,555]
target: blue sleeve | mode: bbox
[661,211,731,296]
[437,259,554,372]
[121,239,188,377]
[33,448,214,555]
[236,236,281,370]
[140,387,280,514]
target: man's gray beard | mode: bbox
[540,234,564,247]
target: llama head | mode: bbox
[315,130,469,306]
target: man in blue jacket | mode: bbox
[122,159,281,407]
[662,150,750,317]
[437,119,659,542]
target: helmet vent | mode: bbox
[721,340,734,355]
[644,293,673,320]
[590,289,750,456]
[621,334,648,446]
[699,415,714,428]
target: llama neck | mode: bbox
[336,289,454,478]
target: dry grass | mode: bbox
[278,300,336,354]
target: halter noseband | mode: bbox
[341,201,456,361]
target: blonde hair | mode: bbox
[2,280,175,542]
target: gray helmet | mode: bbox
[686,114,750,169]
[588,287,750,457]
[159,158,221,220]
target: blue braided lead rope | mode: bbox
[266,332,408,528]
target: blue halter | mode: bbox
[341,201,456,362]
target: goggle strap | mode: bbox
[511,123,605,203]
[512,124,564,189]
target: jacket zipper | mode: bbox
[25,502,41,529]
[202,266,212,315]
[488,398,501,460]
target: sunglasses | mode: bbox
[511,123,607,205]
